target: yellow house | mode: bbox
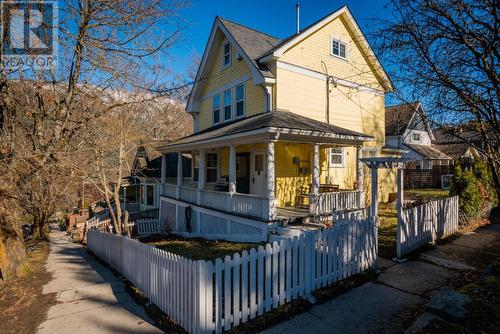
[157,6,397,242]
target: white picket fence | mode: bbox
[397,196,459,257]
[88,217,377,333]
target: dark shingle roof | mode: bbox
[433,143,474,159]
[432,127,482,145]
[404,143,451,160]
[161,111,372,148]
[385,102,420,136]
[219,18,282,78]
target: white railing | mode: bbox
[88,217,376,334]
[161,183,177,198]
[179,186,198,204]
[397,196,459,258]
[310,190,365,216]
[127,219,162,236]
[332,208,367,222]
[163,185,270,220]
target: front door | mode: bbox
[236,153,250,194]
[250,152,266,196]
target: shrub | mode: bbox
[451,165,482,216]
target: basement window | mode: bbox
[331,39,347,59]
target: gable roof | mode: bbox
[157,110,372,152]
[404,143,451,160]
[218,18,282,78]
[258,5,393,92]
[385,102,421,136]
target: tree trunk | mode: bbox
[0,195,28,281]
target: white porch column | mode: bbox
[197,149,206,205]
[396,168,404,257]
[265,141,277,220]
[160,154,167,184]
[229,144,236,193]
[371,167,379,221]
[356,147,364,192]
[309,143,320,215]
[176,152,183,199]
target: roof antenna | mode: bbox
[296,2,300,35]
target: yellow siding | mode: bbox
[275,142,312,207]
[276,68,385,145]
[196,32,265,131]
[280,15,382,90]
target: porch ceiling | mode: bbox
[157,110,373,153]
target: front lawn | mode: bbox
[405,188,450,201]
[147,236,258,261]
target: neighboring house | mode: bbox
[385,102,451,169]
[122,146,192,212]
[156,6,398,242]
[433,127,481,161]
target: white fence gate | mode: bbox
[88,217,377,334]
[396,196,459,258]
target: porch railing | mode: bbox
[161,184,269,220]
[161,183,177,198]
[309,190,365,215]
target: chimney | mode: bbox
[296,2,300,35]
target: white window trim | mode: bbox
[329,147,344,167]
[412,132,421,142]
[206,152,219,184]
[212,95,221,126]
[222,41,231,69]
[235,83,245,119]
[331,38,348,60]
[223,89,232,121]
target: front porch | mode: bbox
[156,111,372,241]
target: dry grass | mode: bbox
[405,188,450,200]
[149,236,259,262]
[0,241,56,334]
[378,203,398,259]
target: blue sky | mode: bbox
[171,0,391,75]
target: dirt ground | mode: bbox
[0,241,56,334]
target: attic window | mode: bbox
[331,39,347,59]
[223,42,231,67]
[412,133,421,142]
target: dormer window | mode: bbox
[331,39,347,59]
[223,41,231,67]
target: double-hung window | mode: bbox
[193,153,199,182]
[223,42,231,67]
[331,39,347,59]
[412,132,421,142]
[235,84,245,117]
[223,89,232,121]
[212,95,220,125]
[206,153,218,183]
[330,148,344,167]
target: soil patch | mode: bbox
[0,241,56,334]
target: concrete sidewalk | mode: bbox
[264,223,500,334]
[37,230,161,334]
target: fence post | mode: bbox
[396,169,404,259]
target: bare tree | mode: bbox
[0,0,188,278]
[82,93,191,234]
[373,0,499,199]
